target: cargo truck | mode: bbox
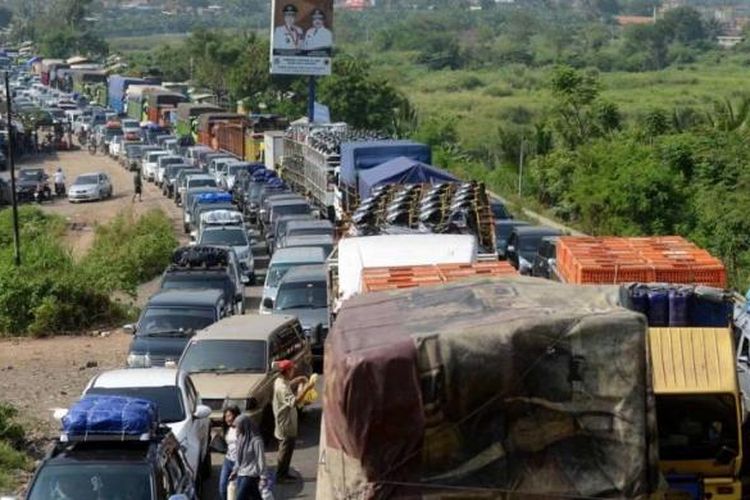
[196,112,245,150]
[125,85,164,122]
[649,327,743,499]
[317,277,660,499]
[175,103,222,140]
[145,90,188,126]
[107,75,146,115]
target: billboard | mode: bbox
[270,0,333,76]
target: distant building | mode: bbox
[342,0,372,10]
[717,35,744,48]
[615,15,655,26]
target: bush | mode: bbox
[0,402,28,491]
[0,207,176,337]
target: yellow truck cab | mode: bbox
[649,327,743,499]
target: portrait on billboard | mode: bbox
[270,0,333,75]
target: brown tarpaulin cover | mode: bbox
[321,277,659,499]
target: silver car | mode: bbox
[68,172,113,203]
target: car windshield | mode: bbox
[162,275,228,291]
[181,340,267,373]
[200,228,248,247]
[276,281,327,310]
[289,227,333,238]
[266,262,314,288]
[20,170,43,180]
[160,158,183,167]
[138,307,215,336]
[274,204,310,218]
[75,175,99,185]
[190,178,217,188]
[519,236,544,260]
[28,463,152,500]
[656,394,738,461]
[87,386,186,423]
[227,165,246,175]
[122,120,139,128]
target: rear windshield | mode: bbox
[189,178,217,188]
[200,228,248,247]
[181,340,267,373]
[138,307,216,336]
[267,261,322,288]
[162,275,229,292]
[276,281,327,310]
[87,386,186,423]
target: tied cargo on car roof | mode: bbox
[195,192,233,204]
[61,395,159,442]
[200,209,244,226]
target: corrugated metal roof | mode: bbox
[649,327,736,394]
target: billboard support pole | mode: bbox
[307,76,316,123]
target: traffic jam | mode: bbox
[4,54,750,500]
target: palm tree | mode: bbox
[705,96,750,132]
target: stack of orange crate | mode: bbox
[362,261,518,292]
[557,236,726,287]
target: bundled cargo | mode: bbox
[171,245,230,268]
[621,283,734,327]
[319,277,659,499]
[557,236,726,287]
[62,395,158,441]
[362,261,517,292]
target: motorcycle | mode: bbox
[54,182,66,197]
[33,184,51,204]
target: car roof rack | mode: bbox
[60,396,162,443]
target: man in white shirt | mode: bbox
[272,359,309,482]
[304,9,333,51]
[273,4,304,51]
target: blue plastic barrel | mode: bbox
[690,287,732,327]
[647,289,670,327]
[629,286,650,317]
[668,288,692,327]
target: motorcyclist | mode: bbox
[54,167,65,196]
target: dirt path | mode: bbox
[2,149,189,440]
[18,149,187,258]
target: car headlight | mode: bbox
[127,353,151,368]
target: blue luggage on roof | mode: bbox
[62,395,158,439]
[196,192,233,204]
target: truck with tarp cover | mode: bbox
[71,70,107,105]
[317,277,659,499]
[126,85,165,122]
[108,75,146,115]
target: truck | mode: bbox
[70,70,107,105]
[125,85,165,122]
[279,122,433,222]
[175,103,222,140]
[327,233,496,318]
[649,326,743,499]
[317,277,660,499]
[108,75,146,115]
[145,90,188,127]
[196,112,245,150]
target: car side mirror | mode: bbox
[262,298,274,310]
[194,404,212,420]
[123,324,136,335]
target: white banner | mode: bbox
[270,0,333,76]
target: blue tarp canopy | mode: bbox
[25,56,40,65]
[62,395,158,438]
[357,156,459,198]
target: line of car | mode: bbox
[24,113,336,499]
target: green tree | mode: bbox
[318,56,407,131]
[661,6,706,45]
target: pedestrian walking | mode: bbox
[272,360,311,483]
[132,168,142,202]
[219,405,241,500]
[229,415,267,500]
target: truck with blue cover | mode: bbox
[108,75,146,115]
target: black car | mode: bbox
[532,236,560,280]
[16,168,48,202]
[25,431,196,500]
[506,226,563,275]
[162,164,192,197]
[490,199,513,220]
[494,220,530,259]
[125,289,229,368]
[160,246,245,315]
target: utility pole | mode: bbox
[307,76,316,123]
[517,138,525,197]
[4,71,20,266]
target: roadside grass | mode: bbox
[0,207,176,337]
[382,54,750,155]
[108,33,190,52]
